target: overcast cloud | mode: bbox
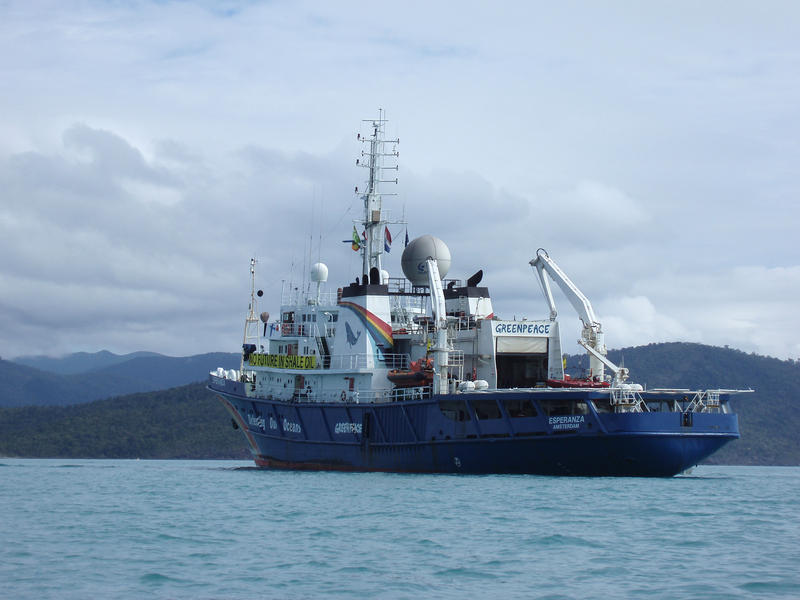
[1,1,799,360]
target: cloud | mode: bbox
[2,119,799,361]
[598,296,694,349]
[0,123,383,357]
[0,1,798,361]
[593,266,800,360]
[62,124,178,186]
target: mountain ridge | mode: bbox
[0,352,240,407]
[12,350,164,375]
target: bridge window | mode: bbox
[439,400,470,421]
[472,399,502,420]
[503,398,538,418]
[592,398,612,413]
[537,399,589,416]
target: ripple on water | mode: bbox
[139,572,184,584]
[0,462,797,600]
[740,580,800,594]
[534,533,600,548]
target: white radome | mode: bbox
[401,235,451,285]
[310,262,329,283]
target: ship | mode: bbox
[208,112,746,476]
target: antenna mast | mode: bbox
[355,109,399,278]
[241,257,260,372]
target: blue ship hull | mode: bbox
[211,382,739,477]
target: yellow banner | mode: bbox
[248,353,317,369]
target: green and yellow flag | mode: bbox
[351,226,361,251]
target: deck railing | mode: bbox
[325,353,410,371]
[289,385,432,404]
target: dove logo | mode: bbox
[339,301,393,348]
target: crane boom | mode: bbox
[426,258,451,395]
[529,249,628,384]
[531,249,599,328]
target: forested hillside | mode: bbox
[0,383,247,459]
[1,343,797,465]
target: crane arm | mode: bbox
[529,249,598,329]
[529,249,628,383]
[426,258,450,395]
[578,340,628,380]
[426,258,447,330]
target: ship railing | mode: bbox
[390,385,432,402]
[610,388,649,413]
[388,278,462,295]
[382,353,411,370]
[704,390,721,409]
[276,322,345,339]
[324,353,411,371]
[287,384,431,404]
[281,289,340,306]
[270,322,326,338]
[268,321,348,340]
[401,314,484,336]
[392,322,426,336]
[685,390,723,414]
[389,295,485,335]
[389,294,428,332]
[445,349,465,380]
[452,316,481,333]
[629,389,752,414]
[349,386,432,404]
[326,354,371,370]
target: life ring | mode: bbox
[341,391,347,401]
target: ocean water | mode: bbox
[1,461,798,599]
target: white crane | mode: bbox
[529,249,629,386]
[425,257,451,395]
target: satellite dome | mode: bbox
[401,235,451,285]
[310,262,328,283]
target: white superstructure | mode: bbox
[213,114,605,405]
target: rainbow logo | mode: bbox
[339,301,394,348]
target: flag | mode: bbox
[384,226,392,252]
[404,229,409,248]
[351,226,360,251]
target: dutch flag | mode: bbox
[384,226,392,252]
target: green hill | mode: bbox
[0,383,247,459]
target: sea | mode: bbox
[1,460,798,599]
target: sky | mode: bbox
[1,0,799,361]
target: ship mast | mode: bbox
[241,257,260,372]
[356,109,399,278]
